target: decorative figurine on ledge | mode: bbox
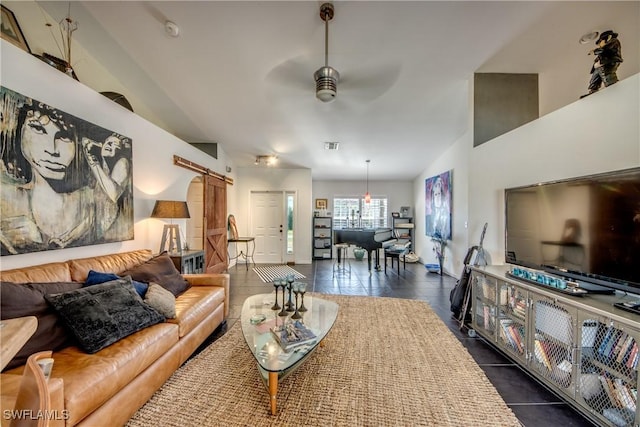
[581,30,623,98]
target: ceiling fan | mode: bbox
[314,3,339,102]
[264,2,401,105]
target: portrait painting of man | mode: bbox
[0,86,134,255]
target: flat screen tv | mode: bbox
[505,167,640,295]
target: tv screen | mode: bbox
[505,167,640,293]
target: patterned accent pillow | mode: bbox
[45,277,164,354]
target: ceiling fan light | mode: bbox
[316,88,336,102]
[314,66,339,102]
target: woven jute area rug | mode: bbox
[127,294,521,426]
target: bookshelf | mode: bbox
[470,266,640,427]
[392,216,414,251]
[312,216,333,260]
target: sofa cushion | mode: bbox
[45,277,165,354]
[85,270,148,297]
[1,281,82,370]
[120,252,190,296]
[37,323,179,426]
[169,286,226,338]
[68,249,154,283]
[144,283,176,319]
[0,262,72,284]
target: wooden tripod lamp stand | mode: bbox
[151,200,191,254]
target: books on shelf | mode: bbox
[499,319,524,354]
[613,378,637,412]
[534,339,553,371]
[597,326,638,369]
[271,320,317,352]
[394,223,414,229]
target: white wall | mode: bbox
[415,73,640,277]
[1,41,236,270]
[235,167,313,264]
[413,131,471,276]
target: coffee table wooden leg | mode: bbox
[269,371,278,415]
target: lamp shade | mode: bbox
[150,200,190,219]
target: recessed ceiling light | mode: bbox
[579,31,599,45]
[324,142,339,150]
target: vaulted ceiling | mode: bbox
[11,1,640,180]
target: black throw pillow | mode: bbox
[45,277,164,354]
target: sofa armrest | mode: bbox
[183,274,230,319]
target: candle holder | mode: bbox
[291,282,302,320]
[271,279,281,311]
[278,281,288,317]
[285,275,295,312]
[298,282,308,312]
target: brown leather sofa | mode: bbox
[0,249,229,427]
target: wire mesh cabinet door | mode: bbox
[576,310,639,427]
[471,272,497,341]
[496,281,528,364]
[529,292,579,400]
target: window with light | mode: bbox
[332,197,388,229]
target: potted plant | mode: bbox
[431,234,447,275]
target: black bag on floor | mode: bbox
[449,246,477,318]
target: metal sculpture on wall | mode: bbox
[425,170,452,240]
[0,86,134,255]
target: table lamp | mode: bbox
[151,200,190,254]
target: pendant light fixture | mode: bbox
[364,160,371,204]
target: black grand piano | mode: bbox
[333,228,396,272]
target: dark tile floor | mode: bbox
[221,258,596,427]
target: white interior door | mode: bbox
[250,191,284,264]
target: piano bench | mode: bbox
[384,249,407,275]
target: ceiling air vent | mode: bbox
[324,142,340,150]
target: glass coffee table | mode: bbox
[240,293,339,415]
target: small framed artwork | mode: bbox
[1,5,30,53]
[315,199,328,210]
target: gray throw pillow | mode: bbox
[144,282,176,319]
[45,277,164,354]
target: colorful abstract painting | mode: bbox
[0,86,134,255]
[425,170,452,240]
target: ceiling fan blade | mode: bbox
[265,56,315,92]
[340,63,402,102]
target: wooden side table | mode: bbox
[0,316,38,371]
